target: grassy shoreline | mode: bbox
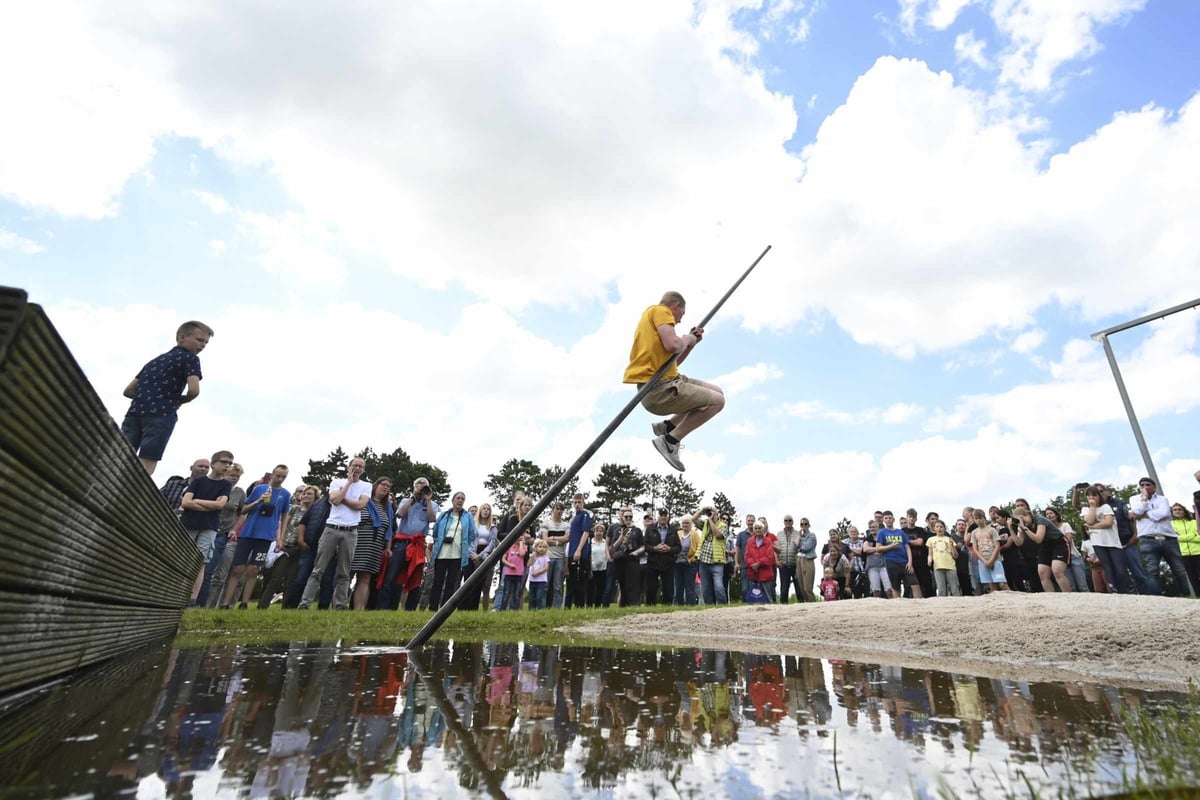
[177,604,691,646]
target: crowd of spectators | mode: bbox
[164,453,1199,610]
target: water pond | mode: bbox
[0,639,1195,799]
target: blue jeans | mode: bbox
[673,562,698,605]
[502,575,524,610]
[528,582,548,609]
[1140,537,1195,597]
[286,543,336,608]
[1093,545,1135,594]
[547,558,567,608]
[699,562,727,604]
[376,540,409,610]
[1124,540,1156,594]
[196,532,229,607]
[777,564,801,604]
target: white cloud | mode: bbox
[712,362,784,396]
[726,420,759,436]
[0,228,44,254]
[1011,328,1045,353]
[990,0,1146,92]
[954,30,991,69]
[193,191,231,215]
[779,399,925,425]
[899,0,1146,91]
[207,239,226,256]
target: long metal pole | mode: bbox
[405,244,771,650]
[1097,333,1159,486]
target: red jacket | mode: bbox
[744,534,778,583]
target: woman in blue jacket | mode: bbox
[429,491,478,609]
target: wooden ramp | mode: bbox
[0,287,200,697]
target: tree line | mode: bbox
[300,447,737,522]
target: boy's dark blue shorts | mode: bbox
[121,413,177,461]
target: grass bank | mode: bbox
[177,604,693,646]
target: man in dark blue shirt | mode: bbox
[121,321,211,474]
[565,493,593,608]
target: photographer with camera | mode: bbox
[692,505,729,605]
[605,508,644,607]
[377,477,440,611]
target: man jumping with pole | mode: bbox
[404,246,768,651]
[624,290,724,472]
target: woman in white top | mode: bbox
[1081,485,1134,593]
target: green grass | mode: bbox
[177,603,691,646]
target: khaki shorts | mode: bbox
[640,375,712,416]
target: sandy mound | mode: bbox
[573,592,1200,688]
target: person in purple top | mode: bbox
[121,321,212,475]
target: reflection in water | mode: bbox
[0,639,1183,798]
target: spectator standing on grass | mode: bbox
[1012,506,1071,593]
[297,458,370,611]
[926,520,961,597]
[694,507,728,605]
[819,567,841,602]
[796,517,818,602]
[969,509,1008,593]
[221,464,291,609]
[1172,502,1199,597]
[500,533,528,611]
[905,509,935,599]
[461,503,498,611]
[1129,477,1195,597]
[539,502,570,608]
[286,485,333,608]
[258,485,314,608]
[121,321,211,475]
[735,514,755,591]
[862,523,893,598]
[379,477,439,611]
[1101,485,1152,594]
[1081,485,1133,594]
[774,516,802,604]
[820,540,851,598]
[950,518,975,596]
[351,478,395,611]
[527,540,550,610]
[566,494,593,608]
[674,514,700,606]
[492,492,528,611]
[643,508,681,605]
[744,521,778,602]
[180,451,233,604]
[429,491,477,609]
[993,508,1025,593]
[161,458,211,514]
[845,526,869,599]
[606,511,643,607]
[878,511,921,599]
[199,462,244,607]
[1045,507,1088,592]
[587,522,609,606]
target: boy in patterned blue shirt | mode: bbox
[121,321,212,474]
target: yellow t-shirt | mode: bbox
[928,534,957,570]
[623,304,678,384]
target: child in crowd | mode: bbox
[820,566,841,602]
[501,534,528,611]
[970,509,1008,592]
[927,520,961,597]
[528,540,550,609]
[588,522,609,607]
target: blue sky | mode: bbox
[1,0,1197,527]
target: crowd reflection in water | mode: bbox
[15,641,1162,796]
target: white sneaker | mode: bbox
[652,435,686,471]
[651,421,670,437]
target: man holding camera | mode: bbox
[1130,476,1195,597]
[378,477,440,611]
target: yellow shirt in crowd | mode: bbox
[928,534,958,570]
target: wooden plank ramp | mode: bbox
[0,286,199,698]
